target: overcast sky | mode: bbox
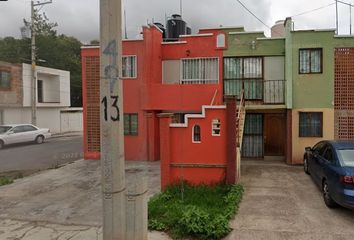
[0,0,353,43]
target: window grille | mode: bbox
[181,58,219,84]
[299,49,322,74]
[122,55,137,78]
[299,112,323,137]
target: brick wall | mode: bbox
[0,62,23,107]
[335,48,354,139]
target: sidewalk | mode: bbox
[0,159,171,240]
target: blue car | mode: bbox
[304,140,354,209]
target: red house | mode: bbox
[81,21,241,186]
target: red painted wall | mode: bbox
[82,25,226,162]
[168,107,227,185]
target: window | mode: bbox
[322,146,333,162]
[23,125,37,132]
[0,71,11,89]
[216,33,226,48]
[192,125,201,143]
[124,113,138,136]
[212,119,221,136]
[122,56,137,78]
[38,80,43,103]
[299,49,322,74]
[181,58,218,84]
[224,57,263,99]
[299,112,323,137]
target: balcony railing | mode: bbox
[224,79,285,104]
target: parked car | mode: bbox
[0,124,51,149]
[304,140,354,209]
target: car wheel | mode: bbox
[304,158,310,175]
[0,141,4,150]
[323,180,337,208]
[35,135,44,144]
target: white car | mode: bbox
[0,124,51,149]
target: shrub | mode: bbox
[148,182,244,239]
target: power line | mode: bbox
[291,3,336,18]
[235,0,271,30]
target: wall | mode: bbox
[22,64,70,108]
[2,107,63,133]
[60,108,83,132]
[291,108,334,164]
[0,62,22,107]
[290,30,335,109]
[160,106,228,188]
[224,32,285,57]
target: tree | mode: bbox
[0,10,83,107]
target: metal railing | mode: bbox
[224,79,285,104]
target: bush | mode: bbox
[148,183,244,239]
[0,176,13,186]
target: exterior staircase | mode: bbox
[236,90,246,182]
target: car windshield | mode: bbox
[337,149,354,167]
[0,126,12,134]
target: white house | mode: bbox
[0,61,77,133]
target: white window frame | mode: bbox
[216,33,226,48]
[212,119,221,136]
[122,55,137,79]
[192,124,201,143]
[180,57,219,84]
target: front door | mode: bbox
[264,113,286,156]
[242,114,263,158]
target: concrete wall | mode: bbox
[22,64,70,108]
[60,109,83,133]
[2,107,63,133]
[291,108,334,164]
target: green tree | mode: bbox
[0,10,83,107]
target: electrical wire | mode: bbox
[291,3,336,18]
[235,0,272,29]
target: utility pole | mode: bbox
[180,0,183,16]
[100,0,126,239]
[31,0,52,125]
[336,0,339,34]
[350,4,352,35]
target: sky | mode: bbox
[0,0,353,43]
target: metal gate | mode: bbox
[241,113,263,158]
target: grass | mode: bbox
[148,182,244,239]
[0,176,14,186]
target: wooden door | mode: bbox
[264,113,286,156]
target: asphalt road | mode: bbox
[0,135,83,175]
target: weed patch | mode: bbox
[148,183,243,239]
[0,176,14,186]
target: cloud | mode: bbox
[0,0,353,42]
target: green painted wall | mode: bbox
[224,32,285,57]
[289,31,354,109]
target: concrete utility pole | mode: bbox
[31,0,52,125]
[100,0,126,239]
[336,0,339,34]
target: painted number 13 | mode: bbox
[101,96,120,122]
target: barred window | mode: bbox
[122,56,137,78]
[299,112,323,137]
[224,57,263,99]
[0,71,11,89]
[192,125,201,143]
[124,113,138,136]
[212,119,221,136]
[181,58,218,84]
[299,49,322,74]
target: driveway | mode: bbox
[226,160,354,240]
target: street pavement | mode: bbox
[0,133,83,175]
[225,160,354,240]
[0,159,170,240]
[1,158,354,239]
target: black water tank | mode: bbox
[154,22,166,39]
[166,14,187,40]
